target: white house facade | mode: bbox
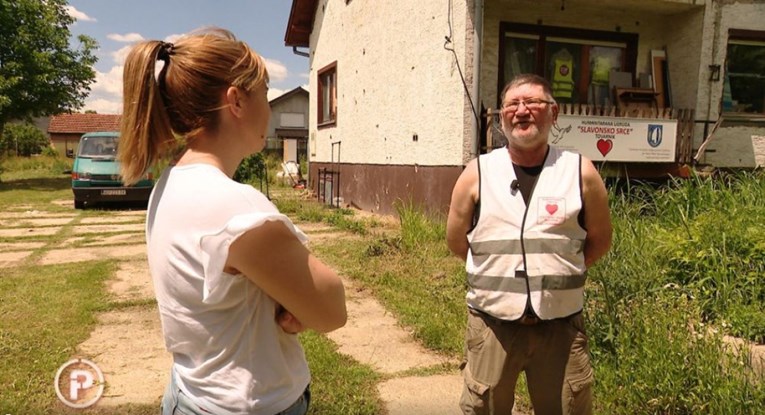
[286,0,765,214]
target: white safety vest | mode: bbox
[466,146,587,320]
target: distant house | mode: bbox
[285,0,765,215]
[266,86,309,164]
[48,113,121,157]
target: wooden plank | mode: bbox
[651,49,668,108]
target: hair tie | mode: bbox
[157,41,175,62]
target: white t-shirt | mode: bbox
[146,164,310,415]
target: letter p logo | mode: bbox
[70,369,95,400]
[54,359,104,408]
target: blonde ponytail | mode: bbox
[118,41,175,185]
[118,28,269,185]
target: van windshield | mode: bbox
[78,136,119,158]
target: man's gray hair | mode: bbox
[500,74,555,103]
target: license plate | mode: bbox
[101,189,127,196]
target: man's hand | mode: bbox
[276,304,305,334]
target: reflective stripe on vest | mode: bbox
[467,272,586,293]
[470,238,584,257]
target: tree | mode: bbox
[1,123,48,157]
[0,0,98,140]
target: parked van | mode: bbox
[71,132,153,209]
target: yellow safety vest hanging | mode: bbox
[591,56,611,85]
[552,57,575,99]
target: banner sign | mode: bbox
[550,115,677,162]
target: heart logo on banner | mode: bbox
[597,139,613,157]
[546,203,558,215]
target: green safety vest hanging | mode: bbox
[552,57,575,99]
[591,56,611,85]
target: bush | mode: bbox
[1,123,49,157]
[41,146,59,157]
[234,152,289,191]
[234,153,266,183]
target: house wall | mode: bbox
[266,93,309,156]
[50,133,82,157]
[309,161,463,216]
[697,0,765,167]
[308,0,473,167]
[268,94,309,139]
[303,0,476,214]
[664,7,705,112]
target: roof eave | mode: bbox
[284,0,318,48]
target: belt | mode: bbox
[471,308,542,326]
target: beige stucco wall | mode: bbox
[308,0,473,166]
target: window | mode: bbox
[724,29,765,115]
[280,112,305,128]
[317,62,337,127]
[498,23,638,107]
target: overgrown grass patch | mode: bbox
[0,261,115,413]
[592,292,765,414]
[0,155,73,179]
[274,195,379,235]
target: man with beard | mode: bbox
[446,73,612,415]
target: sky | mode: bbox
[65,0,309,114]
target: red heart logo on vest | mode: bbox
[546,203,558,215]
[597,139,613,157]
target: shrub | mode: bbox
[1,123,49,157]
[234,153,266,183]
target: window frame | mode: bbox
[317,61,337,128]
[497,22,638,108]
[724,29,765,118]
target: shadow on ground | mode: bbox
[0,177,71,192]
[54,402,159,415]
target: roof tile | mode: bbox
[48,113,121,134]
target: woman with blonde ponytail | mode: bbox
[119,28,346,415]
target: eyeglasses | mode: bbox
[502,98,555,112]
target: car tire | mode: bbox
[74,200,85,209]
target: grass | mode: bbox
[0,261,115,413]
[588,173,765,412]
[5,156,765,413]
[0,155,73,211]
[300,332,382,414]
